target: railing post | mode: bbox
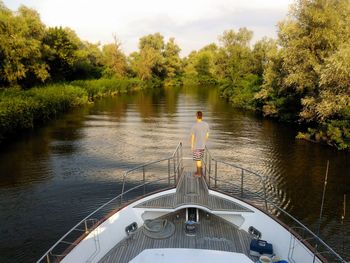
[143,166,146,195]
[263,177,268,212]
[203,151,207,182]
[173,157,177,185]
[168,159,171,186]
[215,160,218,188]
[46,254,51,263]
[241,169,244,198]
[180,142,183,171]
[84,220,88,233]
[177,150,180,177]
[208,157,211,188]
[121,173,126,203]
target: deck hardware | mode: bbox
[184,220,197,236]
[125,222,138,235]
[248,226,262,239]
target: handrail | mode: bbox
[37,142,183,263]
[37,143,346,263]
[202,147,346,263]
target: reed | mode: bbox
[71,78,141,99]
[0,78,144,142]
[0,85,89,141]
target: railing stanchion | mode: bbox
[215,160,218,188]
[173,157,177,185]
[121,173,126,203]
[241,169,244,198]
[203,152,206,182]
[208,156,211,188]
[180,142,183,172]
[168,159,171,186]
[177,150,180,177]
[143,166,146,195]
[84,220,88,233]
[263,177,268,212]
[46,254,50,263]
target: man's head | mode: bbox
[196,111,203,120]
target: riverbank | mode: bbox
[213,80,350,150]
[0,78,141,143]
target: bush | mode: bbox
[296,121,350,150]
[71,78,141,99]
[0,85,88,141]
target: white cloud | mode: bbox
[4,0,293,56]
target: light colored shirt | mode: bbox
[190,121,209,150]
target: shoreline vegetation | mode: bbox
[1,0,350,149]
[0,79,142,142]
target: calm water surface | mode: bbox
[0,86,349,262]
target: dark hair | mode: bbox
[196,111,203,119]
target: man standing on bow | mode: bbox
[190,111,209,177]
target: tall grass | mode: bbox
[0,85,88,141]
[71,78,141,99]
[0,78,141,142]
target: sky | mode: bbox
[4,0,294,56]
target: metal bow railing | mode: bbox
[201,147,347,263]
[37,143,183,263]
[37,143,346,263]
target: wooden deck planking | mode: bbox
[135,172,252,212]
[99,210,258,263]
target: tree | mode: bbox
[102,37,127,78]
[216,28,259,108]
[163,38,182,79]
[251,37,277,77]
[301,44,350,122]
[72,41,103,80]
[0,4,49,88]
[257,0,350,121]
[43,27,79,81]
[278,0,350,94]
[217,28,253,81]
[130,33,166,81]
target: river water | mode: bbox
[0,85,349,262]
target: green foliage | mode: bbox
[0,78,143,142]
[43,27,79,81]
[102,38,127,78]
[216,28,253,81]
[129,33,183,82]
[256,0,350,149]
[278,0,350,94]
[220,74,261,109]
[297,121,350,150]
[0,4,49,87]
[71,78,140,99]
[325,120,350,150]
[214,28,263,108]
[0,84,88,141]
[183,44,218,85]
[163,38,182,79]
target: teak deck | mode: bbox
[136,172,253,212]
[99,172,257,263]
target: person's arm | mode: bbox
[206,124,210,140]
[191,134,195,150]
[190,125,195,150]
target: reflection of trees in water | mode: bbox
[92,95,129,120]
[0,106,90,187]
[164,86,181,114]
[0,129,52,187]
[91,88,181,122]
